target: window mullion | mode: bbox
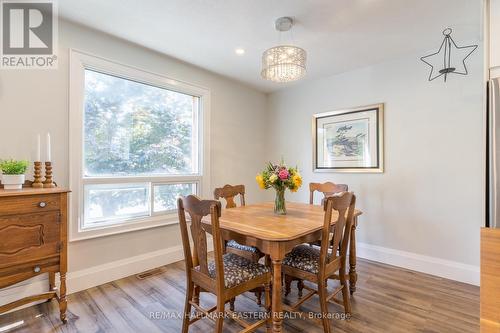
[149,182,154,217]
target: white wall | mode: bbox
[267,40,484,284]
[490,0,500,68]
[0,20,268,300]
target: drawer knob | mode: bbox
[38,202,47,208]
[33,266,41,273]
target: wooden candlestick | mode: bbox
[43,162,55,188]
[32,162,44,188]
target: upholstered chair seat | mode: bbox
[283,244,332,274]
[226,240,260,254]
[199,253,270,288]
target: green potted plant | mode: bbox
[0,159,29,190]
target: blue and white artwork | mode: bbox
[324,119,369,161]
[314,105,383,172]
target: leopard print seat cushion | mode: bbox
[283,244,332,274]
[199,253,269,288]
[226,240,260,254]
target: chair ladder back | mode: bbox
[178,197,194,272]
[338,194,356,260]
[178,196,223,279]
[309,182,349,205]
[320,193,355,267]
[319,198,334,266]
[214,184,246,208]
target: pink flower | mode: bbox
[278,168,289,180]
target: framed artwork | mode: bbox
[313,103,384,173]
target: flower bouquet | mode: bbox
[256,161,302,215]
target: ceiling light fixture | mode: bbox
[235,48,245,55]
[261,17,307,83]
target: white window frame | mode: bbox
[69,49,211,241]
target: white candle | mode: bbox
[36,134,41,162]
[46,133,51,162]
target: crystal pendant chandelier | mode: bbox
[261,17,307,83]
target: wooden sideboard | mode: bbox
[0,187,70,322]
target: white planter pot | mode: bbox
[2,174,25,190]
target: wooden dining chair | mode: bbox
[213,184,263,263]
[214,184,266,309]
[309,182,348,205]
[178,195,272,333]
[282,193,356,333]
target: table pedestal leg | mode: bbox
[271,259,283,332]
[349,220,358,295]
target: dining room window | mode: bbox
[69,50,210,240]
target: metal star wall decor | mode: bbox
[420,28,478,82]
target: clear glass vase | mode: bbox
[274,188,286,215]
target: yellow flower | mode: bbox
[269,174,278,183]
[292,174,302,188]
[290,185,298,192]
[256,174,265,189]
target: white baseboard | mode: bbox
[67,245,186,293]
[67,239,213,294]
[356,242,480,286]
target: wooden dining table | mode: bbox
[202,201,362,332]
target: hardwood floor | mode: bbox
[0,258,479,333]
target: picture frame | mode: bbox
[312,103,384,173]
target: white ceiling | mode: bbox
[59,0,482,92]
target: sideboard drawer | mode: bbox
[0,211,61,268]
[0,256,59,288]
[0,194,61,216]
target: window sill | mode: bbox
[69,213,180,242]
